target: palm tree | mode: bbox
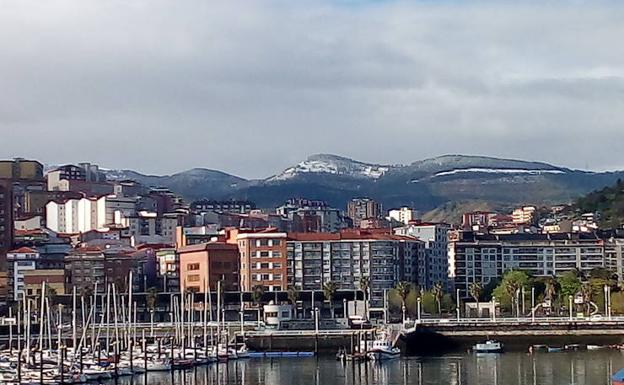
[503,278,523,317]
[395,281,412,322]
[146,287,159,336]
[322,281,338,319]
[544,277,558,314]
[432,282,444,315]
[469,282,483,317]
[359,276,370,318]
[580,282,594,316]
[252,285,266,325]
[287,286,300,319]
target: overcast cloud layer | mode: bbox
[1,0,623,178]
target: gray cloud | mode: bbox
[1,0,623,178]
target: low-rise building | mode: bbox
[178,242,239,292]
[23,269,65,297]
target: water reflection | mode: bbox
[110,351,624,385]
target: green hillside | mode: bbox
[575,179,624,228]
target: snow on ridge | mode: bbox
[268,160,389,181]
[433,168,566,177]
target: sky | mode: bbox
[1,0,623,179]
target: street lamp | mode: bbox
[314,307,319,334]
[492,296,496,322]
[456,289,460,322]
[604,285,609,316]
[417,297,421,322]
[531,287,535,323]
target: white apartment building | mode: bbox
[7,247,39,300]
[512,206,537,225]
[46,195,138,234]
[119,211,178,245]
[394,222,451,289]
[387,207,415,225]
[46,196,107,233]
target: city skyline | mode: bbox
[1,1,624,178]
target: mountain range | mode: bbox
[102,154,624,220]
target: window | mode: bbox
[187,263,200,270]
[188,274,200,282]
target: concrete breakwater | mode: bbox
[244,319,624,355]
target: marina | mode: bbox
[20,351,624,385]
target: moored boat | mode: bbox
[612,368,624,385]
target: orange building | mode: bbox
[178,242,239,292]
[235,231,288,292]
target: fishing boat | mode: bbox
[366,333,401,361]
[473,340,504,353]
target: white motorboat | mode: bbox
[473,340,504,353]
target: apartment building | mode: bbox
[119,211,179,245]
[236,231,288,292]
[286,230,423,307]
[512,206,537,225]
[178,242,239,292]
[191,199,256,214]
[156,247,179,292]
[6,246,65,300]
[0,179,13,270]
[394,222,451,289]
[449,231,606,298]
[347,198,381,228]
[387,207,415,225]
[65,242,157,294]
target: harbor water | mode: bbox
[104,350,624,385]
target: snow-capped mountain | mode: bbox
[267,154,394,182]
[43,154,624,217]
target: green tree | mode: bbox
[590,267,615,280]
[431,282,444,315]
[557,271,582,299]
[287,286,300,318]
[322,281,338,318]
[359,276,370,316]
[580,282,595,316]
[493,270,530,315]
[469,282,483,317]
[395,281,412,322]
[252,285,266,324]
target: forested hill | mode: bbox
[575,179,624,228]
